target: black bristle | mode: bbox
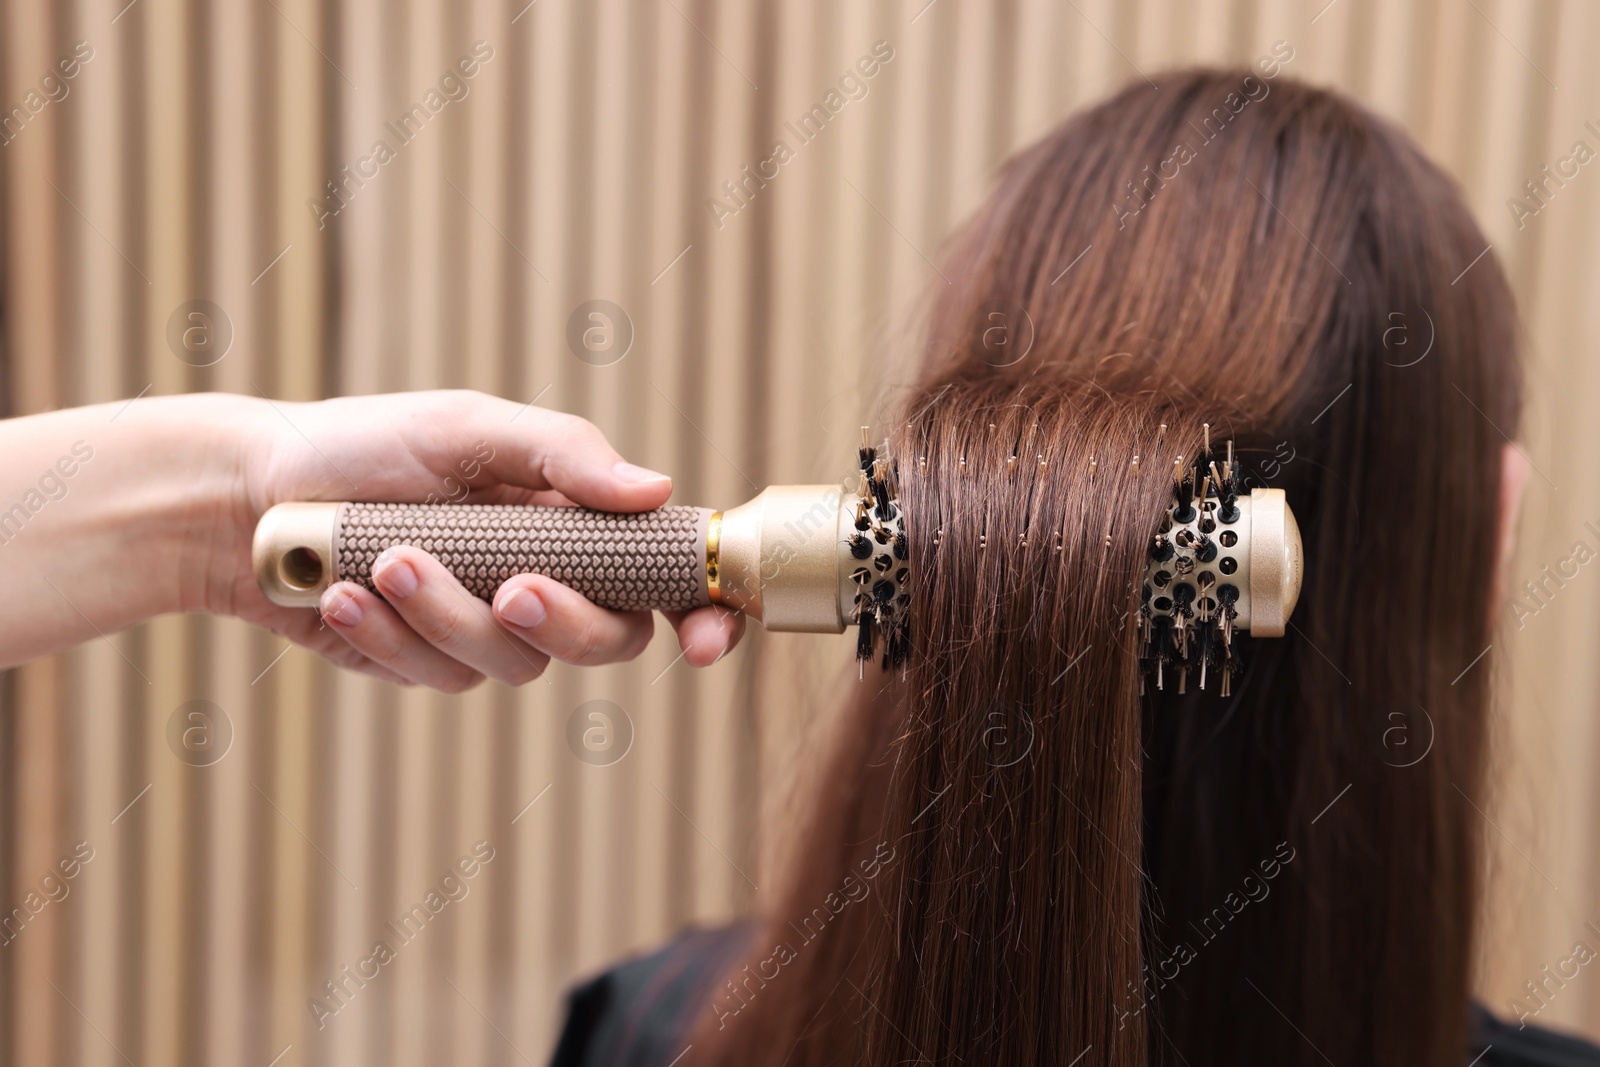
[1139,431,1256,696]
[854,432,908,671]
[856,615,876,661]
[1172,583,1196,613]
[871,471,893,518]
[884,618,911,668]
[1174,473,1197,523]
[1216,469,1238,511]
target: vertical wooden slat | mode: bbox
[692,0,760,933]
[1013,0,1067,143]
[2,7,65,1056]
[270,0,330,1062]
[199,0,253,1062]
[632,0,695,956]
[131,0,191,1062]
[1366,0,1425,120]
[575,0,635,976]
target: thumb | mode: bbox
[478,408,674,512]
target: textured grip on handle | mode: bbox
[336,502,714,611]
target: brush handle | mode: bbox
[254,485,879,635]
[253,501,715,610]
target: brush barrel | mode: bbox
[1141,487,1303,637]
[253,501,715,612]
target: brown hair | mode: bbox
[690,68,1520,1066]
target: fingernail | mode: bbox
[321,589,363,627]
[372,555,419,600]
[613,461,671,485]
[498,588,547,628]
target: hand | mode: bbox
[216,390,744,690]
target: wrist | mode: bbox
[84,392,266,619]
[161,393,274,617]
[0,393,262,663]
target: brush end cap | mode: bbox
[1246,488,1303,637]
[252,502,343,607]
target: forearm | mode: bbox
[0,394,254,668]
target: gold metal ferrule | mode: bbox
[706,510,723,603]
[710,484,851,632]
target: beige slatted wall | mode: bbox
[1,1,1597,1062]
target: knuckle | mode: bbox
[438,669,484,694]
[556,414,611,457]
[623,620,655,661]
[363,661,412,686]
[373,629,411,668]
[565,620,611,664]
[501,657,548,687]
[416,600,471,651]
[551,410,594,437]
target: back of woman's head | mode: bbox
[692,68,1519,1066]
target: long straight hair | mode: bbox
[690,69,1520,1066]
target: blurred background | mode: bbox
[1,0,1597,1063]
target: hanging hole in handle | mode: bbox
[279,547,325,590]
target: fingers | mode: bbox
[269,608,417,686]
[312,539,742,690]
[366,548,556,687]
[665,606,746,667]
[492,575,655,666]
[472,406,674,513]
[318,581,491,692]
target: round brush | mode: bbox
[253,426,1302,680]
